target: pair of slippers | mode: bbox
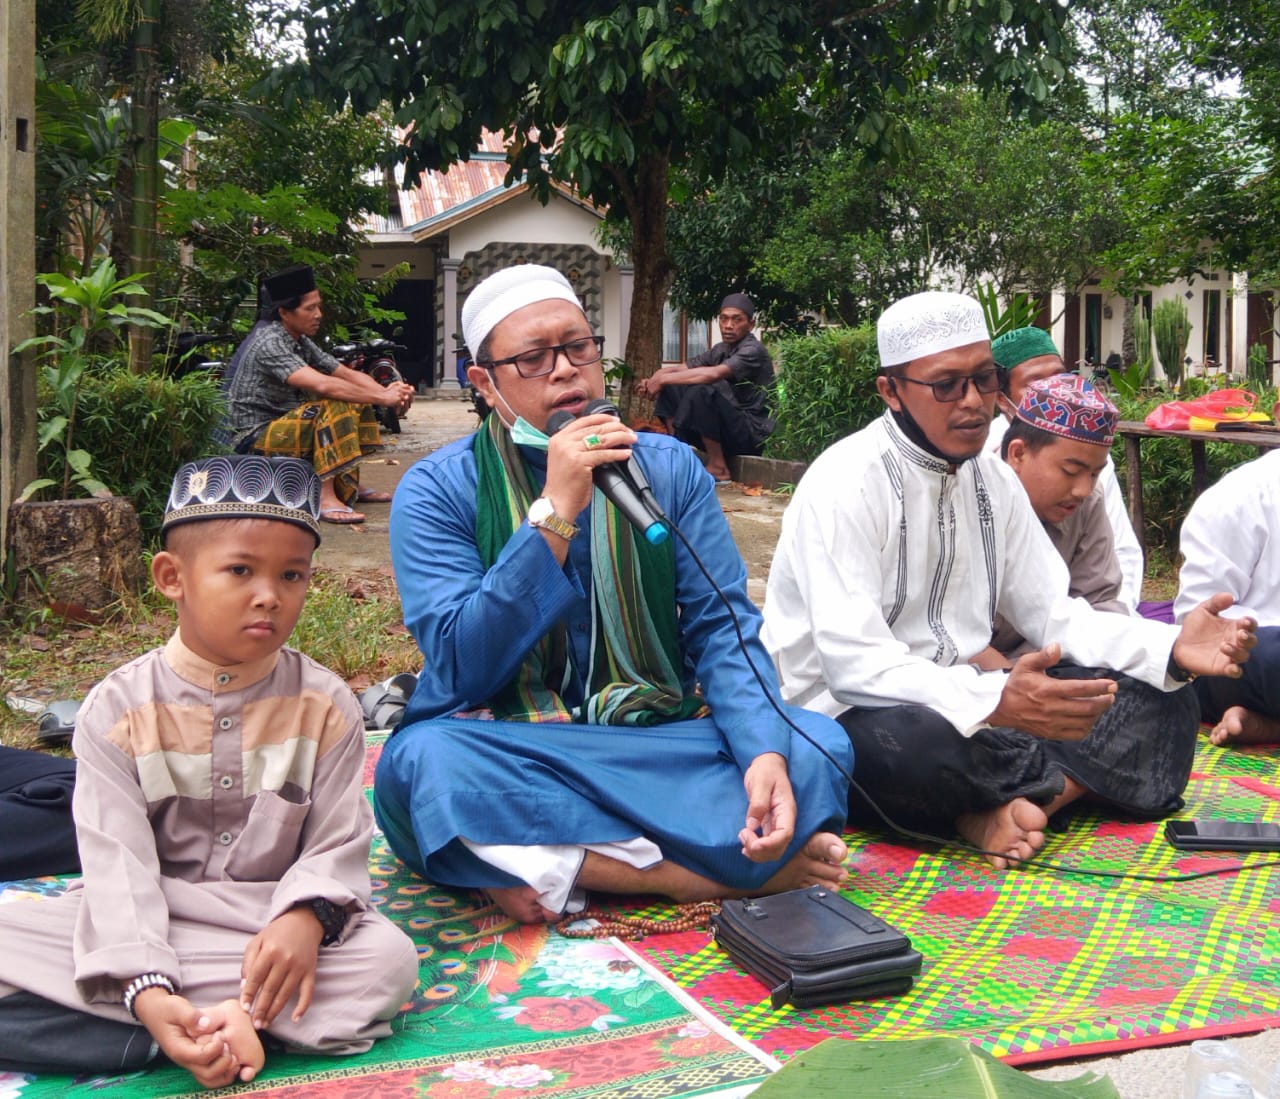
[359,672,418,731]
[320,488,394,525]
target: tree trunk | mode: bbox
[618,151,673,424]
[1120,296,1136,365]
[127,0,160,374]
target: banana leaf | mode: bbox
[751,1038,1119,1098]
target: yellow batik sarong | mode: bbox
[251,400,382,506]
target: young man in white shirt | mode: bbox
[763,291,1256,869]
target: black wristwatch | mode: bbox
[1166,652,1196,683]
[306,897,348,946]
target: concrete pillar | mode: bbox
[1,0,38,555]
[440,256,462,390]
[1231,271,1249,377]
[616,262,633,366]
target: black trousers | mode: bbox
[654,382,765,458]
[0,990,155,1075]
[1194,625,1280,725]
[0,746,79,880]
[837,670,1199,833]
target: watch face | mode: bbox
[529,497,553,524]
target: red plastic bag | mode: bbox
[1143,388,1259,431]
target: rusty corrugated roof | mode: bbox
[361,129,598,239]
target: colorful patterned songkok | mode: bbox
[1014,373,1118,447]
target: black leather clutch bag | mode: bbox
[710,886,923,1009]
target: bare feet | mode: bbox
[487,885,561,925]
[200,1000,265,1083]
[1209,705,1280,747]
[759,832,849,893]
[956,798,1048,871]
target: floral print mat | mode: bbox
[0,733,773,1099]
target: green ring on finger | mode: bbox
[584,433,602,450]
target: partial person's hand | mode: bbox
[384,380,415,413]
[133,990,242,1089]
[739,752,796,862]
[1172,593,1257,679]
[239,907,325,1030]
[634,375,661,398]
[542,410,637,521]
[987,643,1116,741]
[969,645,1013,672]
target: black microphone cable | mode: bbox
[660,500,1280,887]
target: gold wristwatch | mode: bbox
[528,496,579,541]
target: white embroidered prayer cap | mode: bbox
[877,291,990,368]
[462,264,585,362]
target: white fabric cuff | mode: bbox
[461,836,662,916]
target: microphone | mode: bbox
[545,400,670,545]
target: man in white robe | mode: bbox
[1175,432,1280,746]
[985,327,1144,610]
[763,291,1257,868]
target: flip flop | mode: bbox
[356,488,394,503]
[319,506,366,525]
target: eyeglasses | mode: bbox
[895,368,1001,403]
[480,335,605,378]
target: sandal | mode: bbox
[359,672,418,730]
[356,488,394,503]
[319,506,366,525]
[37,699,80,747]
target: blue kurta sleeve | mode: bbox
[644,440,791,771]
[390,435,586,719]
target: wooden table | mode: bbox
[1116,420,1280,558]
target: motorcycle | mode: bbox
[162,331,236,380]
[331,337,410,434]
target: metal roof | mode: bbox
[360,129,600,241]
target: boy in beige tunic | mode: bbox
[0,455,417,1088]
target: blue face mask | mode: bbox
[510,416,551,450]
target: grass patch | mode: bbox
[0,569,418,751]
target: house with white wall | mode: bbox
[355,130,631,390]
[1041,271,1277,383]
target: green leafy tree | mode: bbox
[687,88,1113,326]
[162,55,399,332]
[283,0,1071,410]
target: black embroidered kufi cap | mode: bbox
[162,456,322,544]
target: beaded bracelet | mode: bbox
[123,973,177,1018]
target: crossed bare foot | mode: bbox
[956,798,1048,871]
[1208,705,1280,747]
[760,832,849,892]
[199,1000,265,1083]
[487,885,562,925]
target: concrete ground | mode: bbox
[329,394,1280,1099]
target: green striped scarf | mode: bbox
[474,413,706,726]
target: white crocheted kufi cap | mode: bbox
[877,290,989,368]
[461,264,584,362]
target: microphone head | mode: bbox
[545,409,577,436]
[583,397,619,418]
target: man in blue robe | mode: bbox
[375,265,850,924]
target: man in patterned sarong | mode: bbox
[223,265,416,525]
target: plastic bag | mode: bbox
[1143,388,1270,431]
